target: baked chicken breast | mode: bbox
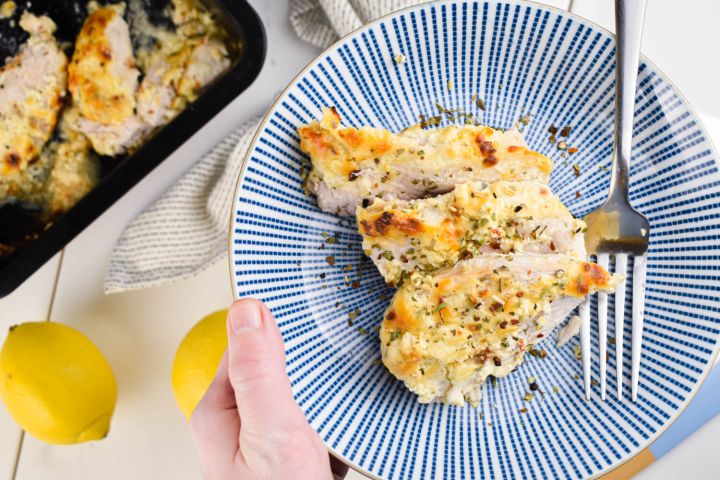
[299,107,553,215]
[380,254,620,406]
[68,4,147,156]
[136,37,229,127]
[358,181,587,285]
[0,13,67,175]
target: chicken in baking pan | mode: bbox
[298,107,554,215]
[0,0,232,255]
[357,180,587,286]
[69,1,230,155]
[0,13,67,176]
[69,3,148,156]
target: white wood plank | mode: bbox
[0,254,61,480]
[571,0,720,119]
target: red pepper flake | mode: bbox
[515,291,524,298]
[510,319,520,325]
[537,333,544,338]
[493,357,502,367]
[326,255,336,266]
[351,281,360,289]
[499,321,508,329]
[548,125,558,135]
[575,191,582,198]
[568,147,578,154]
[489,301,503,313]
[559,126,572,137]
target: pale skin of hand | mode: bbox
[191,299,346,480]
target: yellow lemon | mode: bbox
[172,309,228,420]
[0,322,117,444]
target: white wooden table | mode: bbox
[0,1,718,478]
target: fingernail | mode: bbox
[228,301,262,335]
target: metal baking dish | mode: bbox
[0,0,265,297]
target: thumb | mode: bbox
[226,299,306,435]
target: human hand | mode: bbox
[191,299,346,480]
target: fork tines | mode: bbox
[579,253,647,401]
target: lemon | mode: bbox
[172,309,228,420]
[0,322,117,444]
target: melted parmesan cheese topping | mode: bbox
[380,255,619,405]
[358,181,587,285]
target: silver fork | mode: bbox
[580,0,650,402]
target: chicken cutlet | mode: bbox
[380,254,620,406]
[299,107,553,215]
[136,37,229,127]
[358,181,587,285]
[0,13,67,175]
[68,3,147,156]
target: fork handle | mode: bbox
[609,0,647,202]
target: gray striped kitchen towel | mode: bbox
[104,0,430,293]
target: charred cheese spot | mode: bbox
[475,135,497,167]
[327,106,341,126]
[569,262,611,296]
[360,211,423,237]
[483,154,499,167]
[5,152,21,168]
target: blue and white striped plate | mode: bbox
[229,1,720,478]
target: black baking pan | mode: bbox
[0,0,265,297]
